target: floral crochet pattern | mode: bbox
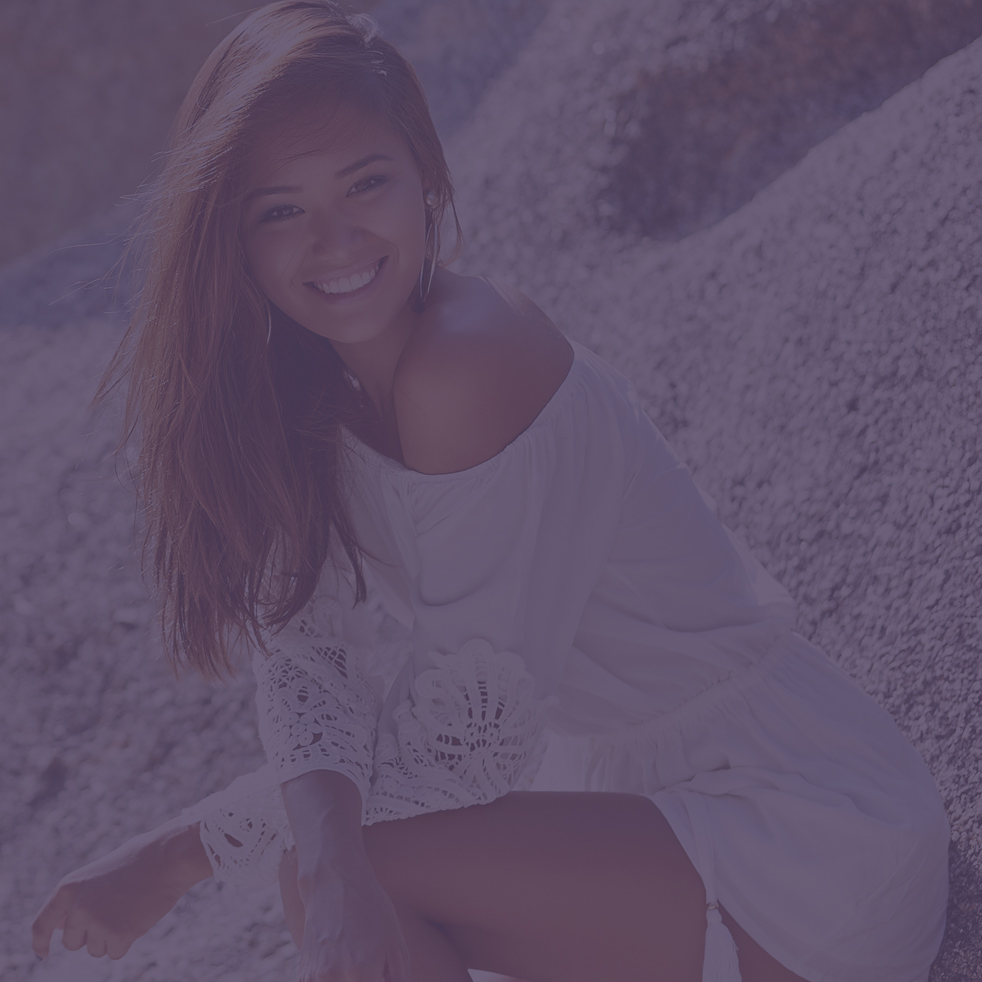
[178,766,293,891]
[367,638,548,822]
[191,627,549,887]
[252,606,382,809]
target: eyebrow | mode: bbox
[336,152,393,177]
[244,153,395,204]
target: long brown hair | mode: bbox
[100,1,461,679]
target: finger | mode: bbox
[61,918,87,953]
[31,895,70,959]
[106,933,133,961]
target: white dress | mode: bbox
[180,339,949,982]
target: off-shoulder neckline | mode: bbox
[341,337,588,484]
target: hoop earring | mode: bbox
[417,213,440,309]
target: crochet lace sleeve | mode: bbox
[252,563,383,817]
[174,589,406,891]
[177,764,293,891]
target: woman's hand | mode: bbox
[293,853,412,982]
[31,821,211,961]
[280,770,411,981]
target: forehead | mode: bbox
[243,100,411,183]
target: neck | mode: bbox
[330,306,418,420]
[329,267,453,419]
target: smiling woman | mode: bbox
[86,0,462,683]
[31,3,950,982]
[240,106,430,404]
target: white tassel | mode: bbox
[702,902,742,982]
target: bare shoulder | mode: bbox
[393,270,574,475]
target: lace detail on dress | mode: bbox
[253,603,382,810]
[178,766,294,891]
[367,639,549,822]
[186,631,549,881]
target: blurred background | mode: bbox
[1,1,269,268]
[3,0,982,270]
[0,0,550,268]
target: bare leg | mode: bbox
[280,791,808,982]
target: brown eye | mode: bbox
[260,204,302,222]
[349,175,387,196]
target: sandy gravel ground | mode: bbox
[2,1,980,980]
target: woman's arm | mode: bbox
[282,770,365,886]
[31,816,213,961]
[160,818,215,888]
[280,770,411,982]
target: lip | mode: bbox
[306,257,386,301]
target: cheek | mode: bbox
[390,198,427,265]
[244,234,296,293]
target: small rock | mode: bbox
[112,606,141,626]
[13,595,35,616]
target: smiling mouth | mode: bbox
[309,258,385,297]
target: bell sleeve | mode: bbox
[176,763,293,890]
[251,557,384,815]
[174,582,410,891]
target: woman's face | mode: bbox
[240,102,429,349]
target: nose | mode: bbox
[307,208,364,260]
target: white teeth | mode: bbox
[313,261,381,296]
